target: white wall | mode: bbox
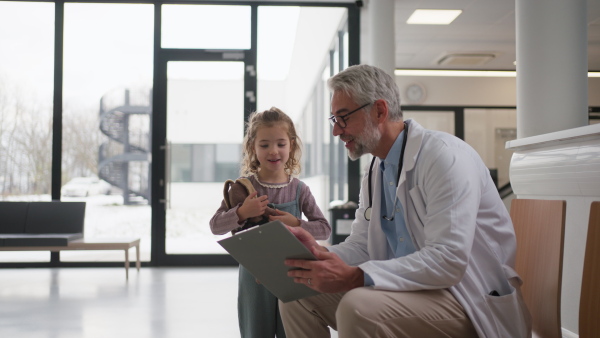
[394,75,600,107]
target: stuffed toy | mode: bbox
[223,178,278,234]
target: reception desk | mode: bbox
[506,123,600,336]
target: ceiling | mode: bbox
[391,0,600,71]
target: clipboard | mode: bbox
[218,220,321,302]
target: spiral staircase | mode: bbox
[98,89,151,205]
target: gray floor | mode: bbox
[0,267,242,338]
[0,267,339,338]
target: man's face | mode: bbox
[330,91,381,160]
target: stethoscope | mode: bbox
[364,122,408,221]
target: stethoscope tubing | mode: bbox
[364,122,408,221]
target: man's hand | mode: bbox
[286,226,323,252]
[268,210,301,227]
[236,191,269,221]
[285,226,364,293]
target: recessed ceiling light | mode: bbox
[407,9,462,25]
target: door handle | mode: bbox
[161,140,172,210]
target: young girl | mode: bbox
[210,107,331,338]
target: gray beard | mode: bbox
[347,118,381,161]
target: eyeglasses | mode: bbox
[328,102,372,129]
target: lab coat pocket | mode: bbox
[483,282,531,338]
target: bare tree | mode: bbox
[0,80,52,197]
[0,78,105,197]
[62,106,103,181]
[14,108,52,194]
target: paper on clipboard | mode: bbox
[218,220,321,302]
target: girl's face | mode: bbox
[254,123,292,177]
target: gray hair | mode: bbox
[327,64,403,121]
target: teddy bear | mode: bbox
[223,178,279,234]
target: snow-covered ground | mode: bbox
[0,184,229,262]
[1,180,333,262]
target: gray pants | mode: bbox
[279,287,478,338]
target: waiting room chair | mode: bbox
[510,198,566,338]
[579,201,600,338]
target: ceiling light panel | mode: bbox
[394,69,600,78]
[407,9,462,25]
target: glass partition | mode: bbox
[61,3,153,262]
[0,1,54,262]
[0,1,357,265]
[403,111,455,135]
[464,108,517,188]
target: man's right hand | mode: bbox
[285,226,364,293]
[286,226,326,253]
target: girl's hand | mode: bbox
[237,191,270,221]
[268,210,301,227]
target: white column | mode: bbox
[365,0,395,76]
[516,0,588,138]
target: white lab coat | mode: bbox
[328,119,531,338]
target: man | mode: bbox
[279,64,531,338]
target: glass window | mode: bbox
[61,3,154,262]
[165,61,245,254]
[0,1,54,200]
[0,1,54,262]
[257,6,348,223]
[465,108,517,188]
[403,111,455,135]
[162,4,250,49]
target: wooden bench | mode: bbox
[0,238,141,280]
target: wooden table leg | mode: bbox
[136,243,140,272]
[125,248,129,280]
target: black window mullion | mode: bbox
[455,108,465,140]
[244,4,258,123]
[151,2,165,265]
[52,1,64,201]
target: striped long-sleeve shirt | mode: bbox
[209,175,331,240]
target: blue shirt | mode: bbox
[364,129,416,286]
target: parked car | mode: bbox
[61,177,112,197]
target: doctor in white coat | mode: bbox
[280,64,531,338]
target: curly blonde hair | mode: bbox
[240,107,302,176]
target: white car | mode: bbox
[61,177,112,197]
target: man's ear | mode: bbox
[373,99,389,123]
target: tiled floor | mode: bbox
[0,267,339,338]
